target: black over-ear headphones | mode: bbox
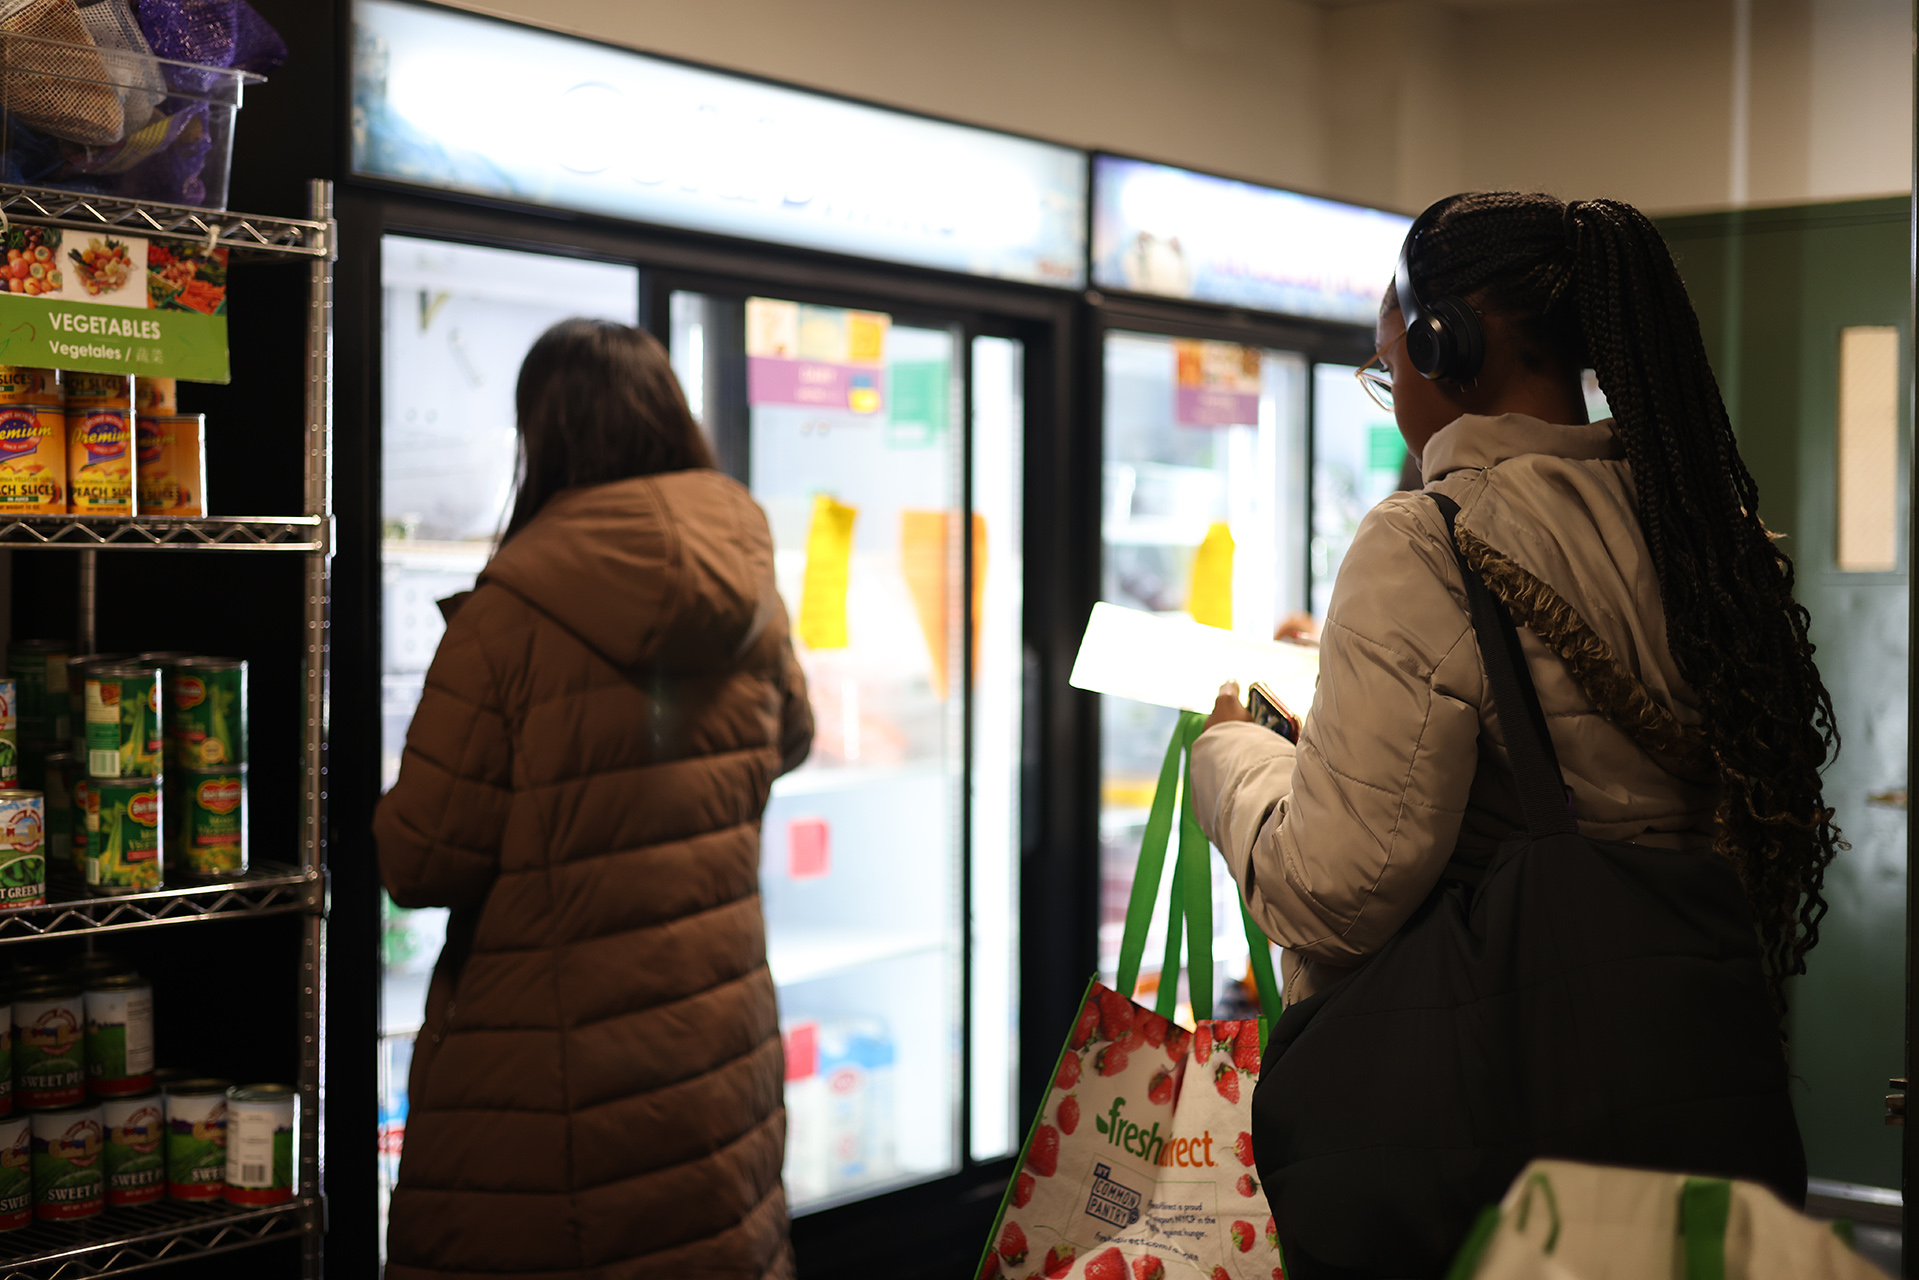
[1395,195,1485,384]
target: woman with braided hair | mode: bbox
[1191,192,1827,1277]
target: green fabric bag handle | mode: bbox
[1176,710,1215,1020]
[1115,720,1191,1003]
[1118,709,1287,1024]
[1680,1178,1732,1280]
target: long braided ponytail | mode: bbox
[1402,192,1841,1010]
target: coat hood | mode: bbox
[480,470,779,673]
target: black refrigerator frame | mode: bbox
[325,179,1099,1278]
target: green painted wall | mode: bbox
[1659,197,1909,1193]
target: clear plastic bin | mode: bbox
[0,29,259,210]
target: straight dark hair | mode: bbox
[502,318,717,541]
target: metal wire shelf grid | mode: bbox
[0,517,323,552]
[0,1198,308,1279]
[0,186,330,261]
[0,863,314,944]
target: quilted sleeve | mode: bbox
[375,590,515,910]
[1189,493,1483,966]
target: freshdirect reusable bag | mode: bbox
[1448,1159,1887,1280]
[981,712,1288,1280]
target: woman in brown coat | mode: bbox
[376,319,813,1279]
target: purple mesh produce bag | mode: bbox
[132,0,285,75]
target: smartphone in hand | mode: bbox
[1247,682,1301,743]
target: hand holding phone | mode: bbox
[1247,681,1301,743]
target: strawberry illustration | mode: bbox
[1139,1012,1168,1048]
[1215,1060,1240,1104]
[1237,1173,1259,1197]
[1012,1172,1034,1207]
[1056,1051,1083,1090]
[1147,1067,1173,1106]
[1118,1025,1148,1053]
[1211,1268,1231,1280]
[1043,1244,1078,1278]
[1234,1020,1260,1072]
[1266,1215,1279,1250]
[1231,1220,1255,1252]
[1133,1256,1166,1280]
[1071,998,1100,1049]
[978,1249,1001,1280]
[1274,1271,1286,1280]
[1165,1026,1193,1059]
[1195,1024,1213,1064]
[1098,988,1136,1040]
[1029,1124,1060,1177]
[1084,1248,1128,1280]
[1059,1094,1081,1135]
[1095,1043,1130,1077]
[998,1223,1028,1267]
[1234,1131,1256,1166]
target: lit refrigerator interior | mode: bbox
[1098,330,1305,1012]
[670,292,1022,1210]
[376,235,642,1245]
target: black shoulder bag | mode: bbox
[1252,492,1805,1280]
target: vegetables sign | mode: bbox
[0,230,229,383]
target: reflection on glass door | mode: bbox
[375,235,640,1250]
[669,291,1023,1210]
[1098,330,1306,1015]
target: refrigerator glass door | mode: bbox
[669,292,1024,1207]
[376,235,640,1249]
[1309,361,1406,617]
[1098,330,1306,1016]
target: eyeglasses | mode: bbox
[1354,331,1405,412]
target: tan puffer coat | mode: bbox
[376,470,812,1280]
[1192,413,1716,1003]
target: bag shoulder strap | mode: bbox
[1428,492,1577,838]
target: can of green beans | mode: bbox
[85,778,159,894]
[0,790,45,908]
[179,768,244,880]
[171,659,245,769]
[65,655,128,757]
[84,664,161,780]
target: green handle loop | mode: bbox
[1115,722,1189,1002]
[1176,711,1214,1020]
[1680,1178,1731,1280]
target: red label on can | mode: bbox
[196,778,241,815]
[127,793,158,826]
[168,1179,224,1201]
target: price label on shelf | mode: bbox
[0,229,229,382]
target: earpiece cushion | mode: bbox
[1420,295,1486,382]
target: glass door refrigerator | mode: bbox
[1086,152,1409,1016]
[354,224,1053,1275]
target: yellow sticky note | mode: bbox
[1188,522,1235,630]
[798,494,858,649]
[900,510,987,699]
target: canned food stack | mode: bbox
[0,662,46,910]
[0,961,297,1223]
[165,658,248,881]
[0,369,207,519]
[78,660,163,895]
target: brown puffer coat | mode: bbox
[376,470,812,1280]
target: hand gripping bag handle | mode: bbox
[1115,710,1284,1024]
